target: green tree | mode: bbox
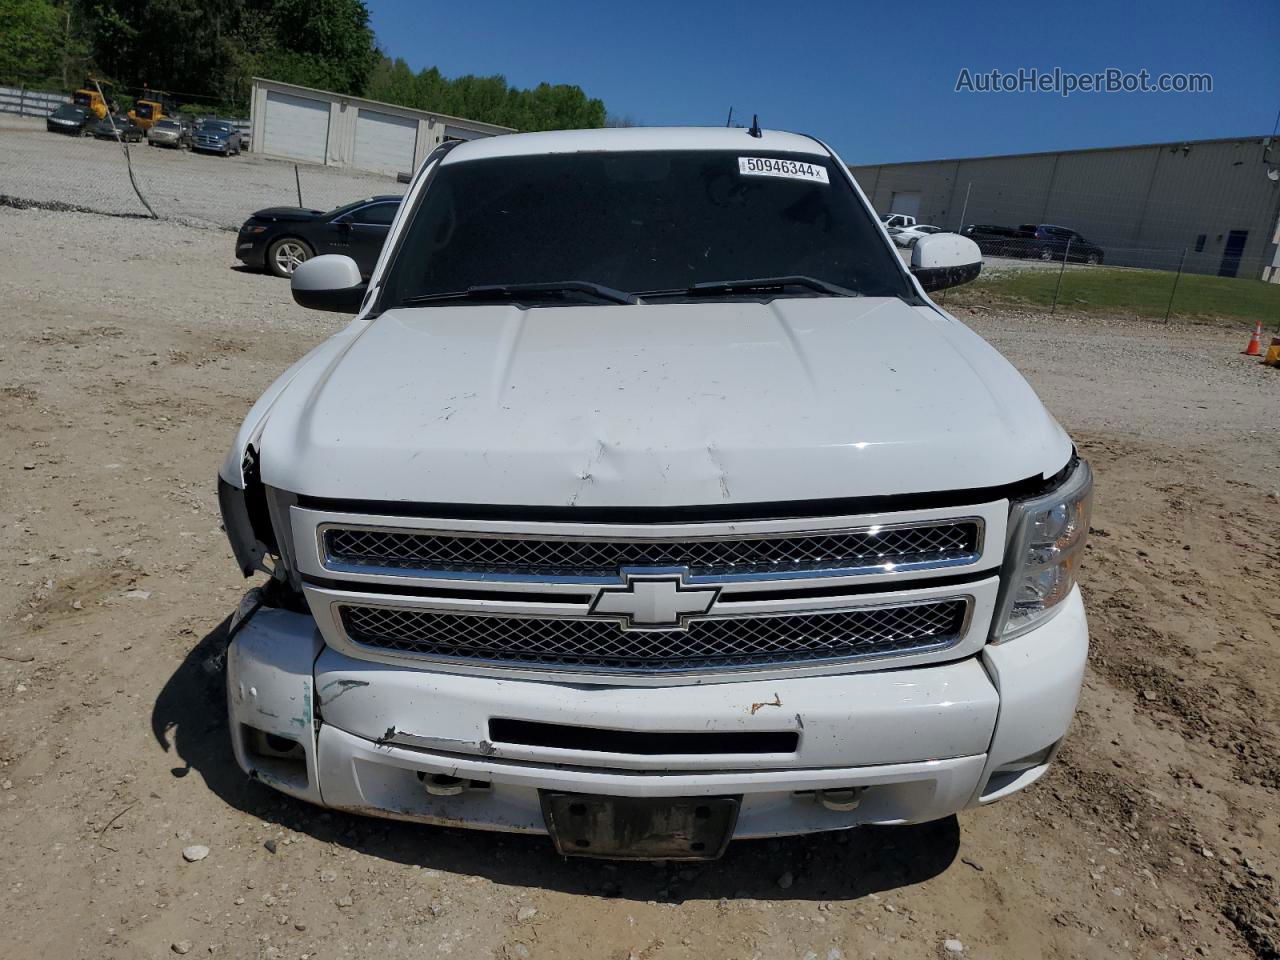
[74,0,379,108]
[364,56,608,132]
[254,0,378,94]
[0,0,63,86]
[15,0,608,127]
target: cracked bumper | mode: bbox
[225,591,1087,840]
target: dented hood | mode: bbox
[257,297,1072,507]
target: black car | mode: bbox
[962,223,1105,263]
[1026,224,1105,264]
[962,224,1028,258]
[92,113,144,142]
[46,103,95,136]
[236,196,402,278]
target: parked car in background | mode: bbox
[91,112,144,142]
[1027,224,1105,264]
[147,117,191,149]
[890,224,945,248]
[879,213,917,229]
[192,119,242,156]
[962,224,1026,258]
[235,195,402,278]
[963,224,1105,263]
[46,104,95,136]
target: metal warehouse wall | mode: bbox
[851,136,1280,278]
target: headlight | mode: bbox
[993,459,1092,641]
[218,446,279,577]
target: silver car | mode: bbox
[147,117,191,149]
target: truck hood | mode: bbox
[257,297,1072,507]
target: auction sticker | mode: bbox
[738,156,829,184]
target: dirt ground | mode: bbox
[1,206,1278,960]
[0,116,404,227]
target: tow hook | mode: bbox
[816,787,863,812]
[419,773,467,797]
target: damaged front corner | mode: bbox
[225,606,325,805]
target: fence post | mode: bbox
[18,84,26,118]
[956,181,971,233]
[294,164,303,207]
[1163,248,1187,323]
[1051,236,1073,313]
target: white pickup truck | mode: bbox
[880,212,918,229]
[218,127,1091,860]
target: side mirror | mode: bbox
[291,255,367,313]
[910,234,983,292]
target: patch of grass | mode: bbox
[948,266,1280,327]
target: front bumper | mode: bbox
[226,589,1087,845]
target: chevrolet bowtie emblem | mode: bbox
[590,570,719,630]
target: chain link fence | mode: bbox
[856,142,1280,328]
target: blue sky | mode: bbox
[367,0,1279,164]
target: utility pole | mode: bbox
[956,182,971,233]
[62,5,72,90]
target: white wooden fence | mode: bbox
[0,85,70,118]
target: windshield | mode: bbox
[155,119,179,129]
[135,102,154,119]
[199,122,231,134]
[326,197,380,219]
[52,105,82,119]
[380,150,911,307]
[73,91,91,106]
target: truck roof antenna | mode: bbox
[748,114,762,138]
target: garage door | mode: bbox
[889,191,922,219]
[355,109,418,176]
[262,91,329,164]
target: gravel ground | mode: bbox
[0,116,405,228]
[1,207,1278,960]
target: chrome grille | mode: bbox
[324,521,980,578]
[339,599,968,673]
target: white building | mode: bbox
[248,77,513,177]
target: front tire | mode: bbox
[267,237,313,278]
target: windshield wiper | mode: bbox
[401,281,638,307]
[638,276,860,300]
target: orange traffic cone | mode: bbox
[1242,321,1263,356]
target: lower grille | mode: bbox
[339,599,969,673]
